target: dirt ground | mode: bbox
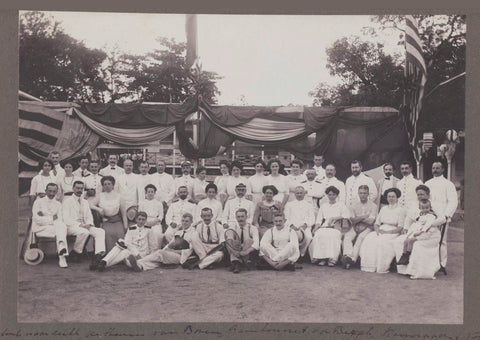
[17,213,464,324]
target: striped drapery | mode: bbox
[73,108,175,146]
[19,102,100,166]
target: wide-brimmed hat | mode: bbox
[24,248,44,265]
[126,205,138,222]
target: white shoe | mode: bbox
[59,255,68,268]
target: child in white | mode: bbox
[397,200,437,265]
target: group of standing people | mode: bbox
[28,151,458,279]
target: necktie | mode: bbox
[82,170,85,177]
[207,225,212,243]
[241,227,244,243]
[111,167,115,170]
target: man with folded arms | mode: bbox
[225,209,260,273]
[283,186,315,262]
[259,213,299,271]
[185,208,225,270]
[129,213,196,272]
[31,183,69,268]
[62,181,106,269]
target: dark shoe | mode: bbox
[127,255,142,272]
[89,253,104,271]
[343,255,354,269]
[97,260,107,272]
[284,263,296,271]
[397,253,410,266]
[297,256,304,264]
[232,262,241,274]
[68,250,82,263]
[181,255,199,270]
[439,266,447,275]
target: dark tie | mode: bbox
[111,167,115,170]
[207,225,212,243]
[241,227,244,243]
[82,170,85,177]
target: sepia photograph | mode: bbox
[17,11,465,324]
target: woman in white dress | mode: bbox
[29,159,56,202]
[192,166,208,203]
[138,184,165,251]
[266,159,290,208]
[310,186,350,266]
[195,183,223,223]
[214,160,230,207]
[56,161,77,202]
[287,159,306,203]
[91,176,124,252]
[225,160,251,199]
[359,188,406,273]
[247,159,268,206]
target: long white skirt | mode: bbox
[359,225,399,273]
[310,228,342,261]
[406,232,441,279]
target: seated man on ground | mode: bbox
[63,181,106,269]
[129,213,196,272]
[342,185,377,269]
[283,186,315,263]
[225,208,260,274]
[96,211,156,271]
[31,183,69,268]
[184,208,225,270]
[258,213,299,271]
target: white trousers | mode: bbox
[296,228,313,257]
[101,244,146,267]
[343,228,371,262]
[35,221,68,254]
[189,233,224,269]
[67,225,106,254]
[150,225,165,251]
[137,248,181,271]
[260,242,298,263]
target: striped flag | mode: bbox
[185,14,198,69]
[18,101,100,168]
[404,15,427,154]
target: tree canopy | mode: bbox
[19,11,222,104]
[309,15,466,130]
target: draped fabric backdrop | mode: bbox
[19,97,412,181]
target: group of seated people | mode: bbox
[28,151,458,279]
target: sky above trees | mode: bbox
[37,12,403,106]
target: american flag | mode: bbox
[404,15,427,153]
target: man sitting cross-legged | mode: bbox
[258,213,300,271]
[128,213,197,272]
[184,207,225,270]
[225,208,260,274]
[96,211,156,271]
[31,183,69,268]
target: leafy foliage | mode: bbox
[310,15,466,130]
[20,11,108,102]
[309,37,404,107]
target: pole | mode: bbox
[172,130,177,176]
[447,160,452,181]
